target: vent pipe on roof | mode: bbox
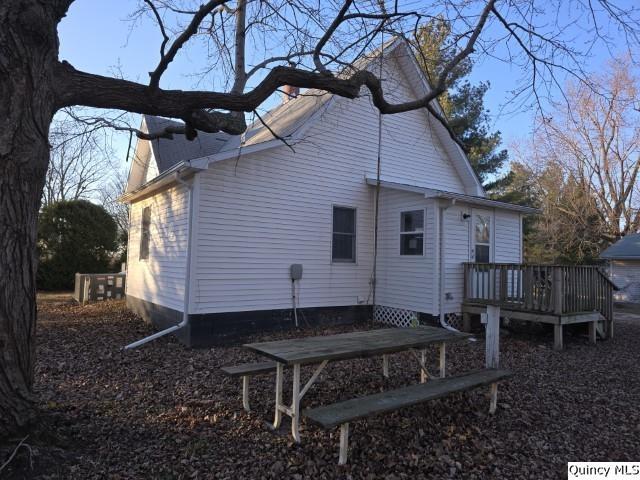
[281,85,299,103]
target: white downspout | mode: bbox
[123,175,196,350]
[439,199,459,332]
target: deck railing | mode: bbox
[463,263,615,321]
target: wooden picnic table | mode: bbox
[244,326,470,442]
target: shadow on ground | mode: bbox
[2,296,640,479]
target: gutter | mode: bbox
[364,176,539,215]
[119,161,204,204]
[122,173,198,350]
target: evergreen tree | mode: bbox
[38,200,118,290]
[416,18,509,189]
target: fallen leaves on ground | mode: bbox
[2,295,640,479]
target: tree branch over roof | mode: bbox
[147,0,228,88]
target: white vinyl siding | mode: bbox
[375,189,436,314]
[143,154,159,184]
[126,184,189,312]
[442,204,472,313]
[441,206,522,314]
[494,210,523,263]
[127,52,524,319]
[190,54,469,315]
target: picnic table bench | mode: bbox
[221,361,278,412]
[304,368,512,464]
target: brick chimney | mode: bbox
[282,85,299,103]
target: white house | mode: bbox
[600,233,640,304]
[121,40,536,346]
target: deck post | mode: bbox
[485,305,500,414]
[439,342,446,378]
[382,355,389,378]
[554,324,563,350]
[462,312,472,332]
[420,349,427,383]
[485,305,500,369]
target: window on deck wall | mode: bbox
[400,210,424,256]
[332,206,356,263]
[474,214,491,263]
[139,206,151,260]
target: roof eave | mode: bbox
[118,161,204,203]
[365,176,539,214]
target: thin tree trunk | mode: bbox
[0,0,62,438]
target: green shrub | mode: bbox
[38,200,118,290]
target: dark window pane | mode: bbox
[332,206,356,262]
[401,233,423,255]
[401,210,424,232]
[140,207,151,260]
[333,207,355,234]
[332,233,355,261]
[475,244,490,263]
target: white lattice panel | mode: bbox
[445,312,463,330]
[374,305,418,327]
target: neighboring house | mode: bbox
[121,39,536,346]
[600,233,640,304]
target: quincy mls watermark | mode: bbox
[568,463,640,479]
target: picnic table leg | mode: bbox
[273,362,284,429]
[420,350,427,383]
[291,363,301,442]
[489,383,498,414]
[338,423,349,465]
[439,342,446,378]
[382,355,389,378]
[242,376,250,412]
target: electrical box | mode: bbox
[290,264,303,280]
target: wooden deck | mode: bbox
[462,263,616,349]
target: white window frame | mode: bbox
[400,209,425,256]
[331,205,357,264]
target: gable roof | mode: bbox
[144,115,231,173]
[600,233,640,260]
[126,38,485,196]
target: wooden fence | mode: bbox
[463,263,615,321]
[74,273,126,305]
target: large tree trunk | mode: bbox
[0,1,64,438]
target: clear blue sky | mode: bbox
[57,0,633,169]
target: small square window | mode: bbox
[332,206,356,262]
[400,210,424,256]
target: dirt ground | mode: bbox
[2,294,640,479]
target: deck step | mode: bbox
[304,369,512,429]
[220,361,278,377]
